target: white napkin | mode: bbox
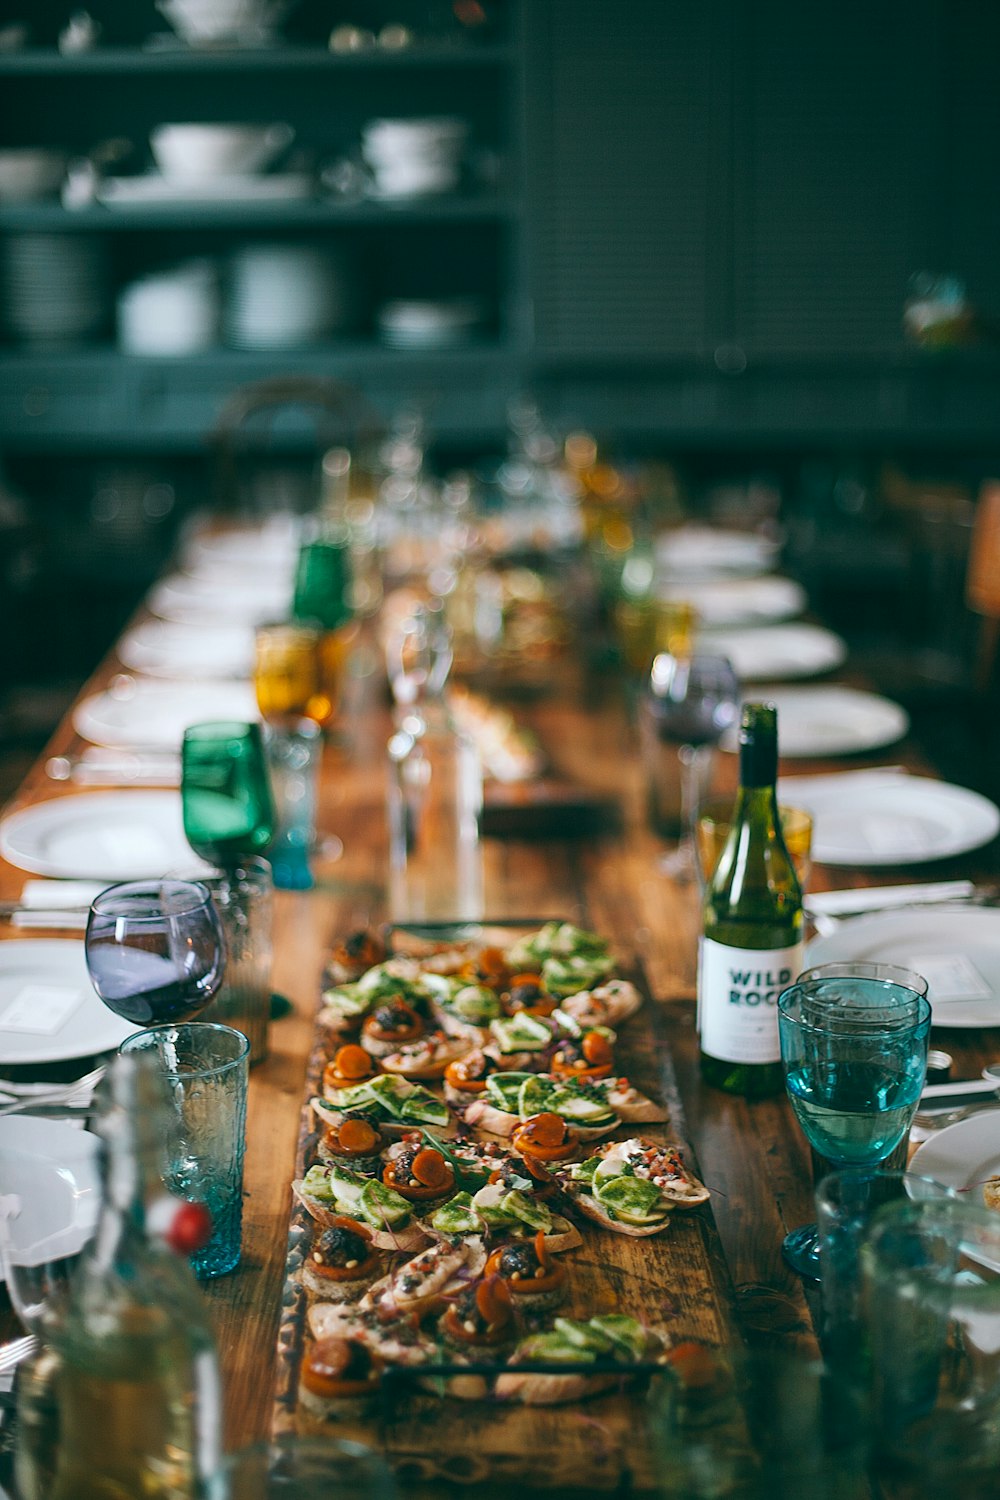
[10,880,106,930]
[69,748,180,786]
[805,881,976,917]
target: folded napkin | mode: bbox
[68,748,180,787]
[10,880,107,930]
[805,881,976,917]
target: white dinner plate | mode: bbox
[183,521,301,571]
[698,623,847,681]
[656,526,781,579]
[73,679,258,749]
[0,791,213,881]
[0,1116,100,1276]
[117,620,255,680]
[0,940,137,1064]
[783,774,1000,868]
[736,685,910,758]
[147,571,291,625]
[911,1115,1000,1271]
[668,575,806,628]
[804,908,1000,1027]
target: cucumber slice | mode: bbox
[300,1164,336,1203]
[553,1317,614,1354]
[358,1177,412,1230]
[593,1174,669,1226]
[546,1085,616,1126]
[517,1074,558,1119]
[501,1189,552,1234]
[429,1192,485,1237]
[588,1315,649,1361]
[325,1164,366,1210]
[485,1072,534,1113]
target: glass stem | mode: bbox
[679,742,703,849]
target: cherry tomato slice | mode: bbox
[411,1147,451,1188]
[332,1044,373,1080]
[338,1118,380,1154]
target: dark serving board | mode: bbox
[271,925,738,1493]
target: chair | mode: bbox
[966,479,1000,696]
[210,376,383,518]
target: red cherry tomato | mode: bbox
[166,1200,213,1255]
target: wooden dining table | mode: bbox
[2,605,999,1493]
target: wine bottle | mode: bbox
[47,1053,222,1500]
[698,702,803,1098]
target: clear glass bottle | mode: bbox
[47,1052,223,1500]
[698,702,803,1098]
[386,611,484,925]
[13,1343,61,1500]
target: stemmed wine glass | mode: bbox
[642,651,740,880]
[777,962,932,1278]
[84,879,226,1028]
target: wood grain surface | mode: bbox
[2,603,999,1496]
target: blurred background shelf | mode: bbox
[0,43,515,75]
[0,196,517,230]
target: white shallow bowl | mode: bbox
[157,0,288,42]
[0,149,67,202]
[150,123,293,182]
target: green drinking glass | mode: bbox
[292,534,353,632]
[181,720,276,872]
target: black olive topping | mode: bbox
[315,1226,369,1268]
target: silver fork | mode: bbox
[0,1065,106,1116]
[0,1333,38,1378]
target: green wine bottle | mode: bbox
[698,702,803,1098]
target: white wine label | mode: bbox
[698,938,804,1065]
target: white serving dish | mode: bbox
[150,122,293,182]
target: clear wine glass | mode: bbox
[85,879,226,1027]
[777,963,932,1279]
[643,651,740,880]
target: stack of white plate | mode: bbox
[2,234,110,343]
[377,298,484,349]
[362,117,467,199]
[224,243,357,349]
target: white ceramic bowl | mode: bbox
[150,123,293,182]
[118,262,220,356]
[156,0,287,43]
[0,149,67,202]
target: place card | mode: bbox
[918,954,993,1003]
[0,983,85,1034]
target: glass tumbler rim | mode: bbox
[794,960,929,998]
[89,877,215,923]
[778,978,932,1037]
[862,1193,1000,1261]
[118,1020,250,1078]
[182,719,265,745]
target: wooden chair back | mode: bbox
[966,481,1000,693]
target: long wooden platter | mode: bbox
[271,923,737,1493]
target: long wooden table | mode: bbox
[2,626,999,1488]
